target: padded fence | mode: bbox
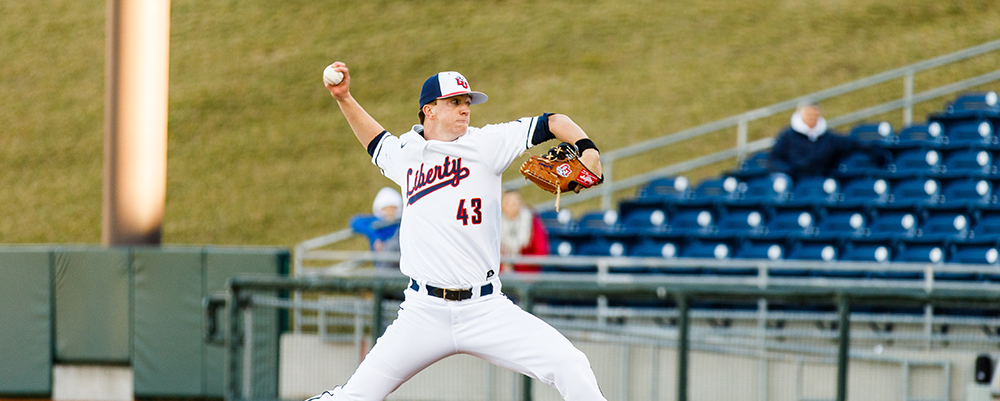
[0,245,289,398]
[0,249,53,395]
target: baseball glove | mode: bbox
[519,142,603,208]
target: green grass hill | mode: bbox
[2,0,999,248]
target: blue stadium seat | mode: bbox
[787,240,838,262]
[949,243,999,267]
[895,123,944,149]
[539,209,577,237]
[680,240,730,259]
[843,240,892,262]
[619,208,669,235]
[730,152,771,178]
[682,239,732,261]
[813,208,867,238]
[836,177,889,206]
[762,208,816,238]
[836,240,893,278]
[937,178,992,208]
[636,176,691,200]
[938,119,997,147]
[942,91,1000,118]
[916,211,969,241]
[849,121,895,144]
[550,238,615,273]
[575,210,621,236]
[568,238,624,267]
[786,176,839,205]
[628,239,680,258]
[688,176,741,204]
[895,241,945,263]
[899,239,979,281]
[937,149,994,177]
[550,238,576,257]
[866,210,918,240]
[885,178,939,208]
[736,174,791,205]
[970,212,1000,239]
[886,149,940,176]
[781,239,838,276]
[835,152,885,177]
[733,240,785,261]
[628,240,700,275]
[713,208,767,238]
[693,239,754,275]
[667,206,715,235]
[883,240,945,280]
[574,238,644,273]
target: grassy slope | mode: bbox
[1,0,998,247]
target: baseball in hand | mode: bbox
[323,64,344,86]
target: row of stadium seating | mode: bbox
[544,204,1000,243]
[540,92,1000,277]
[630,175,1000,209]
[830,92,996,148]
[740,146,1000,179]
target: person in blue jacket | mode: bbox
[349,187,402,269]
[768,101,887,178]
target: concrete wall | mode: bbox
[279,332,991,401]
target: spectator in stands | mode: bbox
[500,190,549,273]
[769,101,888,178]
[349,187,402,269]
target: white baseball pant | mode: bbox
[310,285,606,401]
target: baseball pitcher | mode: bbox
[312,62,606,401]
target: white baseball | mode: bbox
[323,64,344,86]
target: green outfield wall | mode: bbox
[0,245,289,398]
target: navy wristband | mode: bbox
[575,138,599,154]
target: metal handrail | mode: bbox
[501,39,1000,211]
[298,250,1000,277]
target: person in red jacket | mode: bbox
[500,190,550,273]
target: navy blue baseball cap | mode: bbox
[419,71,488,109]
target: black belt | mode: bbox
[410,279,494,301]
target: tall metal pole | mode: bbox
[836,295,851,401]
[103,0,170,245]
[371,282,385,346]
[521,289,536,401]
[225,282,243,401]
[677,294,690,401]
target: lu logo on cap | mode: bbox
[419,71,488,109]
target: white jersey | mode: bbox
[369,117,543,287]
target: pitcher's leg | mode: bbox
[314,295,455,401]
[457,297,606,401]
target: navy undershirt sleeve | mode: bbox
[367,131,388,157]
[530,113,556,146]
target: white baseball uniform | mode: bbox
[310,117,606,400]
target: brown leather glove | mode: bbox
[519,142,603,196]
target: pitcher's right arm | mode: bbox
[324,62,386,149]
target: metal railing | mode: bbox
[237,290,964,401]
[500,39,1000,211]
[290,251,1000,340]
[221,268,1000,401]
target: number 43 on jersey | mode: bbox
[456,198,482,225]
